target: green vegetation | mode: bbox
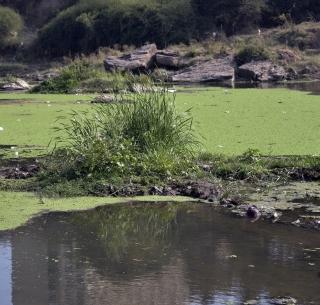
[0,191,194,231]
[199,150,320,181]
[1,85,320,230]
[0,5,23,51]
[31,59,152,94]
[36,0,195,57]
[0,0,319,57]
[235,43,271,65]
[41,87,197,193]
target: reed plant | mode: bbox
[47,84,198,181]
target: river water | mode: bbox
[0,202,319,305]
[194,80,320,95]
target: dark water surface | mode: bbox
[193,80,320,95]
[0,202,319,305]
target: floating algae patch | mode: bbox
[176,88,320,155]
[0,99,34,105]
[1,88,320,156]
[247,181,320,212]
[0,191,196,231]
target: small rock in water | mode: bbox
[243,300,258,305]
[226,254,238,259]
[270,296,297,305]
[246,205,261,219]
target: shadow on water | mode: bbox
[0,202,319,305]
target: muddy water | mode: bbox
[0,202,319,305]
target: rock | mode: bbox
[171,57,235,83]
[0,164,39,179]
[246,205,261,219]
[32,71,59,82]
[286,67,298,80]
[104,44,158,73]
[0,78,30,91]
[155,51,191,69]
[174,180,221,202]
[156,51,180,69]
[237,61,287,82]
[243,300,258,305]
[91,94,117,104]
[270,296,297,305]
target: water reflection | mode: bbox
[193,81,320,95]
[0,202,319,305]
[0,238,12,305]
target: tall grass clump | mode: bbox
[45,85,198,183]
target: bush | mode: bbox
[31,59,155,94]
[276,28,312,50]
[235,44,271,65]
[45,86,198,182]
[31,59,100,93]
[0,6,23,50]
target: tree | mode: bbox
[0,6,23,50]
[192,0,265,35]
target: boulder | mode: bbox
[171,57,235,83]
[104,44,158,73]
[237,61,287,82]
[0,78,30,91]
[155,51,191,69]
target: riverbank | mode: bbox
[1,86,320,232]
[1,152,320,231]
[1,179,319,232]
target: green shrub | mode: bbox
[235,44,271,66]
[45,86,198,182]
[31,59,100,93]
[32,59,154,94]
[0,6,23,50]
[276,29,311,50]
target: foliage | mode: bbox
[2,0,320,57]
[31,59,157,94]
[192,0,265,35]
[235,43,271,65]
[198,150,320,181]
[0,0,76,27]
[0,6,23,50]
[275,27,320,50]
[31,59,100,93]
[44,86,197,183]
[36,0,195,57]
